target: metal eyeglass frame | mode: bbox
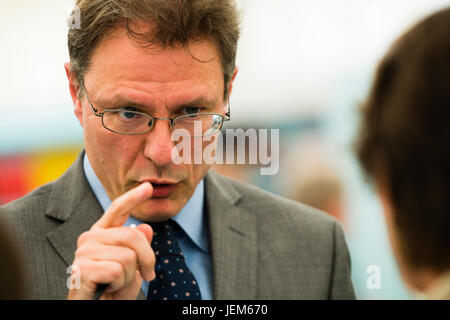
[79,80,231,136]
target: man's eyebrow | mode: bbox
[97,95,218,112]
[95,96,147,109]
[170,96,218,111]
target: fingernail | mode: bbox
[139,182,151,194]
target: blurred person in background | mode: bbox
[356,7,450,299]
[0,0,355,300]
[293,169,344,224]
[286,142,347,226]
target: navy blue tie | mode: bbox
[147,220,202,300]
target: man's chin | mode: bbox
[131,197,182,222]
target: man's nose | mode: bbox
[143,118,176,168]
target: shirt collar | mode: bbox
[172,179,209,253]
[82,153,209,253]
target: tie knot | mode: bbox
[150,220,183,258]
[150,220,173,234]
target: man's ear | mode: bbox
[64,62,83,126]
[227,66,239,98]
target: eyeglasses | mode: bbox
[79,81,230,137]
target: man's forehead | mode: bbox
[87,29,222,83]
[84,30,224,107]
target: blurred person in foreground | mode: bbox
[356,8,450,299]
[0,0,354,299]
[0,220,26,299]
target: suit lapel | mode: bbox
[45,151,104,267]
[205,171,258,300]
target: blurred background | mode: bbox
[1,0,450,299]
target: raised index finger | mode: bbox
[92,182,153,229]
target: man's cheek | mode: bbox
[97,137,133,179]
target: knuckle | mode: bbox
[77,231,92,247]
[73,259,87,271]
[108,264,124,281]
[121,249,137,266]
[108,201,120,214]
[135,228,148,243]
[74,246,88,259]
[120,227,139,243]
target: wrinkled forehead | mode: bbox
[83,28,224,105]
[82,28,224,112]
[86,26,222,82]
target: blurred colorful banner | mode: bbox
[0,147,82,205]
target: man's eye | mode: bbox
[117,107,140,120]
[185,106,201,114]
[182,107,202,116]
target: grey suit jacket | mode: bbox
[0,152,355,299]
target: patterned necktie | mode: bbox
[147,220,202,300]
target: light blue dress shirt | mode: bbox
[83,154,214,299]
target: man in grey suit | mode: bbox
[0,0,355,300]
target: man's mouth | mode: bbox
[141,180,178,198]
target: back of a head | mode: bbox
[356,8,450,273]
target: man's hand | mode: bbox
[68,182,156,300]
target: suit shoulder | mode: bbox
[0,182,53,223]
[221,173,338,228]
[0,181,62,260]
[208,172,354,299]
